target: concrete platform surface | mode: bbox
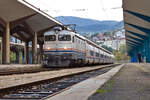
[45,64,124,100]
[0,64,114,90]
[0,64,42,75]
[88,63,150,100]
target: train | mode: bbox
[42,26,114,67]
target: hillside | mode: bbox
[55,16,124,33]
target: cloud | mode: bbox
[28,0,123,21]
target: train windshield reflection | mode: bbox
[45,35,56,41]
[58,35,71,41]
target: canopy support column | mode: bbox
[40,43,43,64]
[24,42,29,64]
[32,32,37,64]
[2,22,10,64]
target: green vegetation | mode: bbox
[0,36,24,64]
[19,52,23,63]
[112,30,116,36]
[0,50,23,64]
[102,45,113,53]
[113,44,130,62]
[91,33,99,38]
[97,80,114,93]
[101,44,130,63]
[10,52,16,63]
[104,31,111,36]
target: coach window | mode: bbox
[96,53,99,57]
[90,50,94,56]
[45,35,56,41]
[58,35,71,41]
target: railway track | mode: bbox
[0,64,120,100]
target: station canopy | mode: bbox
[0,0,63,43]
[123,0,150,54]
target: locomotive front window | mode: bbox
[58,35,71,41]
[45,35,56,41]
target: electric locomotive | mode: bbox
[42,26,114,67]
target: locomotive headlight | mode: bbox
[64,46,67,50]
[47,47,51,50]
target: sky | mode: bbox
[28,0,123,21]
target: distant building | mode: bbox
[97,33,104,40]
[102,29,125,50]
[112,38,126,50]
[114,29,125,38]
[103,40,113,48]
[92,36,99,42]
[91,28,125,50]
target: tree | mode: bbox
[102,45,113,52]
[113,44,130,62]
[119,45,126,54]
[91,33,99,38]
[112,30,116,36]
[104,31,111,36]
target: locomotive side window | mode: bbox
[75,38,77,42]
[45,35,56,41]
[72,36,74,43]
[58,35,71,41]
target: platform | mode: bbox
[0,64,42,75]
[45,63,150,100]
[88,63,150,100]
[45,64,124,100]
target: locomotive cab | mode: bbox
[57,30,74,52]
[43,29,75,67]
[44,30,57,52]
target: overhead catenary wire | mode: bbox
[99,0,109,19]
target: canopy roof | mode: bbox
[123,0,150,53]
[0,0,63,43]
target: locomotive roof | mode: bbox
[44,30,56,35]
[58,30,75,35]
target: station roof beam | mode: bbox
[0,0,63,43]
